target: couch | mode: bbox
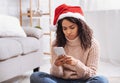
[0,15,44,82]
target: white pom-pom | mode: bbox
[49,25,57,31]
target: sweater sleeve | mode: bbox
[75,39,100,79]
[50,40,64,77]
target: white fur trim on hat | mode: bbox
[58,12,86,23]
[49,25,57,31]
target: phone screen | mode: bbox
[53,47,66,56]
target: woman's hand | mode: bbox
[64,56,78,66]
[54,55,66,66]
[54,55,78,66]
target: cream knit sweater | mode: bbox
[50,36,100,79]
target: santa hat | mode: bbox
[50,4,86,31]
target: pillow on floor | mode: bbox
[0,15,26,37]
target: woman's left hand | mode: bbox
[63,56,78,66]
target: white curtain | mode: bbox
[80,0,120,11]
[85,10,120,65]
[79,0,120,66]
[79,1,120,77]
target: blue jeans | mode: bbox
[30,72,109,83]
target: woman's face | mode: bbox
[62,19,78,40]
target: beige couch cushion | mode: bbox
[0,37,40,60]
[0,38,22,60]
[11,37,40,54]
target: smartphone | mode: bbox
[53,47,66,56]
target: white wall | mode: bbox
[0,0,19,17]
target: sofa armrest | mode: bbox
[23,27,43,39]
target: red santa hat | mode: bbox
[50,4,86,31]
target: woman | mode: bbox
[30,4,108,83]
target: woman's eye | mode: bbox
[70,27,75,29]
[62,27,67,30]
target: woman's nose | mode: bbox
[66,29,72,34]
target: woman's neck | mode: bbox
[66,36,81,46]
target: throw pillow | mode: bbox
[0,15,26,37]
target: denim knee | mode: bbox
[30,72,57,83]
[86,75,109,83]
[30,72,39,82]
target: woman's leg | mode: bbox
[30,72,57,83]
[86,75,109,83]
[30,72,70,83]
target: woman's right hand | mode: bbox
[54,55,66,66]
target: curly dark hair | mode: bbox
[54,17,93,50]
